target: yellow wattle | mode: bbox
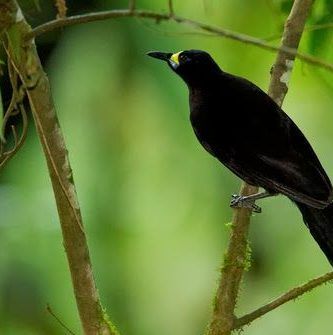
[170,51,182,64]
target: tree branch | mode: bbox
[305,22,333,32]
[168,0,174,17]
[206,1,315,334]
[47,304,76,335]
[25,9,333,74]
[206,184,257,335]
[0,1,118,334]
[268,0,314,104]
[234,271,333,329]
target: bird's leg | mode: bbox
[230,190,276,213]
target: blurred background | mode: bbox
[1,0,333,334]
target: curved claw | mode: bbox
[230,194,262,213]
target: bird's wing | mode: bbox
[219,103,332,208]
[191,73,332,208]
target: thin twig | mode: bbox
[234,271,333,329]
[47,304,76,335]
[168,0,174,17]
[0,52,28,168]
[264,22,333,42]
[175,16,333,73]
[10,125,18,148]
[0,101,28,168]
[305,22,333,32]
[25,9,333,74]
[26,9,169,38]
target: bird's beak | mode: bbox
[147,51,180,70]
[146,51,172,61]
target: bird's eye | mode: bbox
[179,54,189,62]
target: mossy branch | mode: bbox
[206,184,257,335]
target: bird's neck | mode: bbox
[187,74,222,99]
[181,65,223,89]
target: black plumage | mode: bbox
[147,49,333,265]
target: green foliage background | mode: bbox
[1,0,333,334]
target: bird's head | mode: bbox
[147,49,221,86]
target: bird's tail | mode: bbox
[295,202,333,265]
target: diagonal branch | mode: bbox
[47,304,76,335]
[168,0,174,17]
[234,271,333,330]
[25,9,333,74]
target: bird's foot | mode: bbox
[230,194,262,213]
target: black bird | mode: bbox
[147,49,333,265]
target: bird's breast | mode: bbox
[189,92,238,141]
